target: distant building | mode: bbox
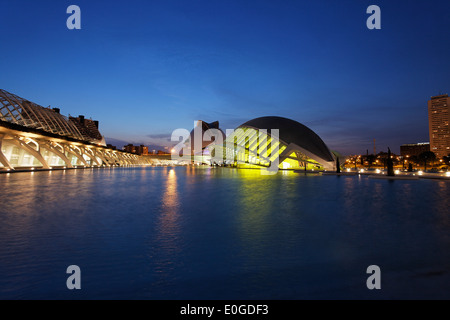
[186,120,226,155]
[137,145,148,156]
[124,144,148,155]
[106,144,117,150]
[400,143,430,157]
[68,115,104,145]
[213,116,336,170]
[428,94,450,158]
[123,144,136,154]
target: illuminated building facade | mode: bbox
[124,144,149,155]
[0,89,149,171]
[428,94,450,158]
[400,142,430,157]
[177,120,225,164]
[188,120,225,154]
[211,116,336,170]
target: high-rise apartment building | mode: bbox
[428,94,450,158]
[123,144,148,156]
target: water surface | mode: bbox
[1,167,449,299]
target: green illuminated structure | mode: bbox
[211,116,336,170]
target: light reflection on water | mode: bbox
[0,167,450,299]
[153,168,182,283]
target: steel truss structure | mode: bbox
[1,89,94,142]
[0,89,151,171]
[210,116,336,170]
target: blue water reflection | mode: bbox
[0,167,449,299]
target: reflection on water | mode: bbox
[0,167,450,299]
[153,168,181,277]
[160,169,180,232]
[236,170,277,278]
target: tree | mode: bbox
[408,163,413,172]
[443,154,450,165]
[409,155,419,166]
[418,151,436,171]
[336,157,341,173]
[366,154,377,169]
[387,147,395,176]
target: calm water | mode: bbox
[0,166,449,299]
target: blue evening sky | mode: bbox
[1,0,449,154]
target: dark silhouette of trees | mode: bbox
[418,151,436,171]
[387,147,395,176]
[409,155,419,166]
[408,163,413,172]
[366,154,377,169]
[443,154,450,166]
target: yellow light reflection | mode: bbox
[157,168,180,246]
[153,167,182,274]
[234,170,287,268]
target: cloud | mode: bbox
[146,133,173,140]
[104,137,130,149]
[145,132,177,148]
[105,133,173,151]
